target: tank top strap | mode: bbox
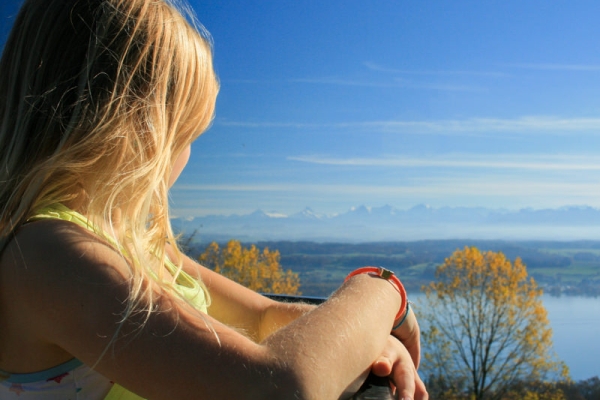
[29,204,208,313]
[27,204,209,399]
[104,383,146,400]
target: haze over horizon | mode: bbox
[173,201,600,219]
[4,1,600,218]
[171,203,600,243]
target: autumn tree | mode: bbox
[421,246,569,400]
[199,240,301,295]
[502,380,567,400]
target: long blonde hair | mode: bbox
[0,0,218,322]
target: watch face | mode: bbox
[378,267,394,279]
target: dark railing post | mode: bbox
[264,294,396,399]
[350,374,395,399]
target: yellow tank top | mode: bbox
[29,204,209,400]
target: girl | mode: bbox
[0,0,427,399]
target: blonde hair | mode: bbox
[0,0,218,323]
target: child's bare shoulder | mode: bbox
[1,218,132,321]
[3,218,126,278]
[0,219,135,371]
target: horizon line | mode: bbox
[170,202,600,219]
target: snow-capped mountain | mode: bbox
[171,204,600,243]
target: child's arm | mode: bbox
[7,220,423,399]
[167,245,315,341]
[174,246,421,366]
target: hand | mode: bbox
[371,336,428,400]
[391,306,421,368]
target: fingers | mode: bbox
[372,336,428,400]
[404,331,421,370]
[390,357,416,400]
[402,372,428,400]
[392,310,421,368]
[371,355,393,377]
[389,344,427,400]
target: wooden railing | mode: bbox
[264,294,396,399]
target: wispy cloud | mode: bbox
[506,63,600,71]
[288,154,600,171]
[219,116,600,135]
[414,179,600,198]
[392,78,485,92]
[173,179,600,199]
[372,116,600,134]
[175,183,305,192]
[217,120,325,129]
[290,77,400,88]
[365,62,509,78]
[222,78,270,84]
[291,76,484,92]
[173,183,442,198]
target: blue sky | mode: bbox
[4,1,600,217]
[174,0,600,217]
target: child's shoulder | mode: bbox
[0,219,134,372]
[4,218,121,271]
[1,218,132,306]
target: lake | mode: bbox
[544,295,600,381]
[412,294,600,381]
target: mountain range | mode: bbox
[171,204,600,243]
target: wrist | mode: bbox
[345,266,407,321]
[392,301,411,330]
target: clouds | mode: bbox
[365,61,600,76]
[352,116,600,135]
[288,153,600,171]
[219,116,600,136]
[364,62,510,78]
[506,63,600,72]
[174,179,600,197]
[290,76,485,92]
[290,77,401,88]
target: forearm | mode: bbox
[172,248,274,340]
[258,300,316,342]
[261,273,402,399]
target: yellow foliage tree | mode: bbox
[422,247,569,400]
[199,240,301,295]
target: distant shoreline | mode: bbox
[181,238,600,298]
